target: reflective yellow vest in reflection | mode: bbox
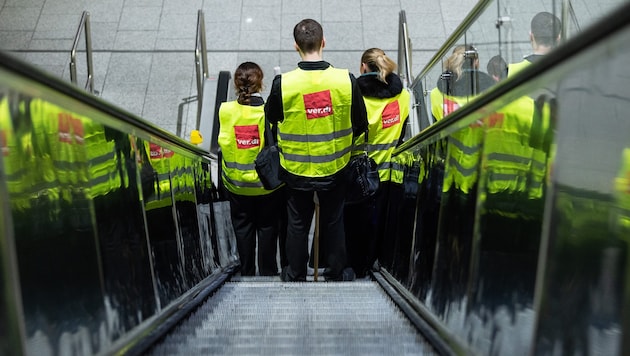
[363,89,410,182]
[84,122,122,199]
[178,155,197,203]
[482,96,545,200]
[615,148,630,230]
[429,87,474,122]
[1,95,32,211]
[279,67,353,177]
[30,99,89,204]
[218,101,273,196]
[429,92,483,194]
[507,60,531,78]
[145,141,174,210]
[390,153,406,185]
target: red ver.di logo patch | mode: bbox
[443,98,460,116]
[382,101,401,129]
[234,125,261,149]
[303,90,333,119]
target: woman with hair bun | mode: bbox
[218,61,285,276]
[344,48,410,277]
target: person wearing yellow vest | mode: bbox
[426,45,495,306]
[472,14,560,313]
[429,45,494,197]
[507,12,561,78]
[343,48,410,278]
[218,62,284,276]
[265,19,368,282]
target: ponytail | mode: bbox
[443,44,476,81]
[361,48,397,84]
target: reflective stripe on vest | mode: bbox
[30,99,89,203]
[432,93,484,194]
[278,67,353,177]
[84,122,121,198]
[391,150,414,185]
[482,96,544,198]
[363,89,410,182]
[218,101,273,196]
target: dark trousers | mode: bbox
[285,184,347,280]
[228,190,283,276]
[344,181,391,277]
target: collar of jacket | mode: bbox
[357,72,403,99]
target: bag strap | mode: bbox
[263,118,276,146]
[351,127,369,154]
[355,128,369,154]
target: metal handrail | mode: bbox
[397,10,413,86]
[69,11,94,94]
[194,9,209,131]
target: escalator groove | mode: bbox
[147,278,438,355]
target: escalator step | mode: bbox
[147,280,437,355]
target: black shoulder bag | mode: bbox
[345,129,380,205]
[254,119,283,190]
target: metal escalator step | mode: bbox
[148,280,437,355]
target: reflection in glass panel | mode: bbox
[408,143,444,300]
[6,94,106,354]
[0,51,229,353]
[429,45,495,124]
[398,0,630,354]
[0,92,24,356]
[144,141,183,307]
[173,154,205,287]
[532,28,630,353]
[195,162,219,274]
[90,129,156,336]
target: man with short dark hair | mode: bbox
[508,11,562,77]
[265,18,368,282]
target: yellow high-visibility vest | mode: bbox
[507,60,531,78]
[218,101,275,196]
[279,67,353,177]
[482,96,543,199]
[429,91,484,194]
[363,89,411,182]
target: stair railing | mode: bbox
[397,10,413,87]
[69,11,94,94]
[194,9,209,131]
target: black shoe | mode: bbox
[281,266,306,282]
[326,267,356,282]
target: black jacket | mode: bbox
[435,69,495,97]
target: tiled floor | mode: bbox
[0,0,477,139]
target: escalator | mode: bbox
[0,28,448,356]
[3,1,630,355]
[146,276,438,355]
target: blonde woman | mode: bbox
[430,44,495,121]
[345,48,410,277]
